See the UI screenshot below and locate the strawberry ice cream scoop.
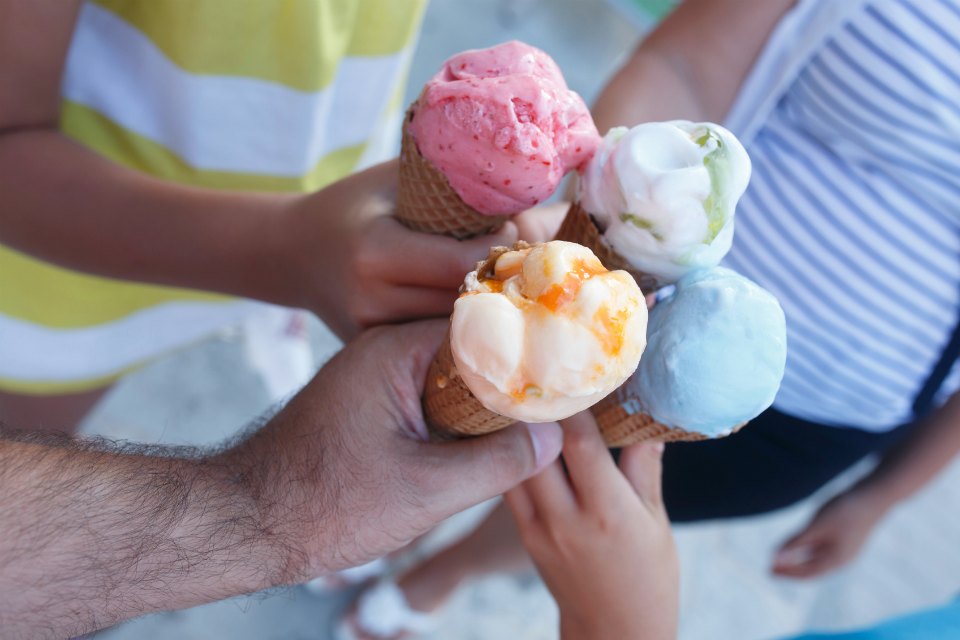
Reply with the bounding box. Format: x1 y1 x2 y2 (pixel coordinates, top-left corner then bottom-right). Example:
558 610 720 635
408 41 599 215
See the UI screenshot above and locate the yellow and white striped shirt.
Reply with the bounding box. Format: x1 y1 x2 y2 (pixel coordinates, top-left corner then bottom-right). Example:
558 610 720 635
0 0 426 393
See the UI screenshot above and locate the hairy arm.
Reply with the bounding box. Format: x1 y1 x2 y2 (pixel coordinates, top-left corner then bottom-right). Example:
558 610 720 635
591 0 796 132
0 322 562 638
0 430 284 640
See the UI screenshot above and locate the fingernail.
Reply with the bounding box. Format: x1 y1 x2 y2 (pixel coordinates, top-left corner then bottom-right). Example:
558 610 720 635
648 442 665 455
774 547 809 567
525 422 563 468
496 221 519 241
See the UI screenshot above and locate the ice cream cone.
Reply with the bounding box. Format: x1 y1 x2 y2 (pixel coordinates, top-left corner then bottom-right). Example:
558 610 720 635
424 240 648 440
423 330 516 440
396 111 509 240
591 384 747 447
423 244 519 439
554 201 660 294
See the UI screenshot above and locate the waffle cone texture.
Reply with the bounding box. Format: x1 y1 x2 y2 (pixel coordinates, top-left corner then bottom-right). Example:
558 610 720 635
422 245 525 439
423 332 516 440
554 201 661 295
591 383 747 447
396 109 509 240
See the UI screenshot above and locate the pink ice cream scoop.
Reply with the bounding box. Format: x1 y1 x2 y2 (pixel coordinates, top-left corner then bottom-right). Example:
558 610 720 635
408 41 600 215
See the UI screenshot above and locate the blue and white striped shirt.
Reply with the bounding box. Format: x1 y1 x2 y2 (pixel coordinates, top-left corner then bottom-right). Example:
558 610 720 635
725 0 960 431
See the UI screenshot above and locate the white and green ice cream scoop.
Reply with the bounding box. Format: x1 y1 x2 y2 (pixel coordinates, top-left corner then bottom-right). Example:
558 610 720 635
579 121 751 287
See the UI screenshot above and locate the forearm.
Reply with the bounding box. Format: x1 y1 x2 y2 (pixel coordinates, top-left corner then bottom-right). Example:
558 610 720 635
0 431 287 639
591 0 795 134
561 614 674 640
0 127 309 309
591 48 706 135
855 393 960 509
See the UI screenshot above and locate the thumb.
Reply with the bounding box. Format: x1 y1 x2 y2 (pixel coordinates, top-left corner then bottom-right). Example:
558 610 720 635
419 422 563 517
619 440 666 512
773 524 824 570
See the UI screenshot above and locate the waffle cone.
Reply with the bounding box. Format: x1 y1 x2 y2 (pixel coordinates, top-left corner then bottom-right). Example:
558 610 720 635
423 331 516 439
396 110 509 240
591 383 747 447
554 201 661 294
422 244 529 439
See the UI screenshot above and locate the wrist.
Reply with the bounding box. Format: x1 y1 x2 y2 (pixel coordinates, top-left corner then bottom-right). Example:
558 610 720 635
270 193 331 315
217 422 327 586
207 443 308 590
848 478 900 516
229 192 315 311
560 614 597 640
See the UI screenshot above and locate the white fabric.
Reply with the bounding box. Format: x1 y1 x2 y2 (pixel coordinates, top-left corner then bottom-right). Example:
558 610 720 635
0 300 266 382
724 0 871 143
62 3 408 175
242 307 315 403
722 0 960 430
352 579 439 637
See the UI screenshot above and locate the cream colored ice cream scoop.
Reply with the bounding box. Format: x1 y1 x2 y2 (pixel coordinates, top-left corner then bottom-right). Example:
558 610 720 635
450 241 648 424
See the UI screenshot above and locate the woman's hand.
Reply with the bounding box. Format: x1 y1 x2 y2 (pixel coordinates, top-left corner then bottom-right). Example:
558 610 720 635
505 412 678 640
773 487 890 579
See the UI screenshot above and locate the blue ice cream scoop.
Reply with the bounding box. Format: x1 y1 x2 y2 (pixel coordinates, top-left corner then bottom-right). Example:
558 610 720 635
635 267 787 437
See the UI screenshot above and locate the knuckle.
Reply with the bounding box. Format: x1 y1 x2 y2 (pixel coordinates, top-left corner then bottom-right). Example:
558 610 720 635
352 240 383 280
563 428 594 455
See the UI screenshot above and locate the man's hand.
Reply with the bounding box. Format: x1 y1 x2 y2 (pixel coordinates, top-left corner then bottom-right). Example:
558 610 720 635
280 161 519 338
772 487 889 579
0 321 562 639
229 319 562 581
505 413 678 640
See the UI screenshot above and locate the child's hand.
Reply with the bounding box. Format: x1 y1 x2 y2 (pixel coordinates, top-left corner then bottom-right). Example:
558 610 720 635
505 412 679 640
281 160 518 338
772 487 889 579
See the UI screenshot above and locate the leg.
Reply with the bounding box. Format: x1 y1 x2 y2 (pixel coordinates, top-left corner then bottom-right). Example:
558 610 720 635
0 386 111 435
344 503 531 638
398 500 531 612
